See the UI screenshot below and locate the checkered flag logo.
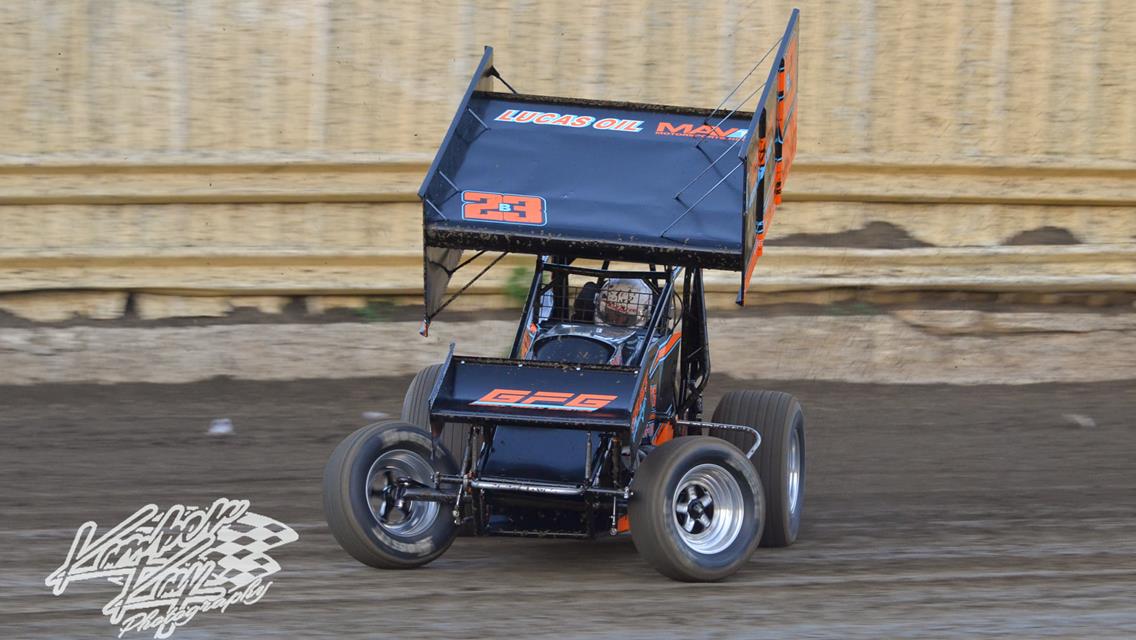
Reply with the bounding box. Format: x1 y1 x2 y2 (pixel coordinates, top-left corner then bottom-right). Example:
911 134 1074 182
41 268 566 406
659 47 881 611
47 499 299 639
206 511 299 590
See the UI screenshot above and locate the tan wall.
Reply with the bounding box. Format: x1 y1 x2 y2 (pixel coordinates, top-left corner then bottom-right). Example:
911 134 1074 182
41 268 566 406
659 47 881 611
4 0 1134 160
0 0 1134 318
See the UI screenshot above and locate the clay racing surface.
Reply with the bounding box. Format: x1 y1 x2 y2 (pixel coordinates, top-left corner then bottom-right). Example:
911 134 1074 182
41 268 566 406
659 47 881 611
2 376 1135 638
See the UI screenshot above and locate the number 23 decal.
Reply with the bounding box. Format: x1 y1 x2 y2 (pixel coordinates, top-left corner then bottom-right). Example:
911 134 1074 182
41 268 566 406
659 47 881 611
462 190 546 226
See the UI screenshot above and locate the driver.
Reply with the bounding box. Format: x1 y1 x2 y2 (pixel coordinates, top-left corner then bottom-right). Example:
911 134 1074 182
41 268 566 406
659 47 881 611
595 278 653 328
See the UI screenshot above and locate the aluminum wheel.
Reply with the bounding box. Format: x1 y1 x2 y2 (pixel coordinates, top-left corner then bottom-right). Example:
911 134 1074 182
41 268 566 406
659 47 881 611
366 449 440 537
672 463 745 555
787 427 802 516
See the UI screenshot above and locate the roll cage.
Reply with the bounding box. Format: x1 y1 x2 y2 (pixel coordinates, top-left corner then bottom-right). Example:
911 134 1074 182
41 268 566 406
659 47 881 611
414 256 739 538
509 257 710 421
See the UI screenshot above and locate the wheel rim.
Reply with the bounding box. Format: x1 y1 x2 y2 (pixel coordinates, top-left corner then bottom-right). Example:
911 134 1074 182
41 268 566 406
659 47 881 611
672 463 745 555
366 449 440 538
788 427 802 516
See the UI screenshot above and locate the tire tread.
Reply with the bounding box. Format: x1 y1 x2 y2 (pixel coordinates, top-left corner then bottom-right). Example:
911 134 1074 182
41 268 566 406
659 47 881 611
402 364 472 466
711 390 804 547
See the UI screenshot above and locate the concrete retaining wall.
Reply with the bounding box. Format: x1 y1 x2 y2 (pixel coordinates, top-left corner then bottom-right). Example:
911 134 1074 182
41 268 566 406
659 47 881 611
3 311 1134 386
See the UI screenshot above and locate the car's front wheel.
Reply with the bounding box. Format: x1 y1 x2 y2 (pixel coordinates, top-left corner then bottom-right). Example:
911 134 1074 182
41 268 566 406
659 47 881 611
323 421 457 569
629 437 765 582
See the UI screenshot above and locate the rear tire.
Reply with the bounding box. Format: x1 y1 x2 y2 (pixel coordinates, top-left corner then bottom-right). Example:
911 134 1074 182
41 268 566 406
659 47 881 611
711 390 805 547
402 364 472 466
629 437 764 582
323 421 458 569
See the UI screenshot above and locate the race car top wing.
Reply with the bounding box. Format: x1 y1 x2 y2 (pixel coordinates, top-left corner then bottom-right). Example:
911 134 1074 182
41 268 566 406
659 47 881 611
419 10 800 326
739 8 799 304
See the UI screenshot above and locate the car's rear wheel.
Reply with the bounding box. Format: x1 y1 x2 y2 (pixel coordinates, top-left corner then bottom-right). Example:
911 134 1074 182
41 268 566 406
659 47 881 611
403 364 473 465
711 390 805 547
629 437 764 582
323 421 458 569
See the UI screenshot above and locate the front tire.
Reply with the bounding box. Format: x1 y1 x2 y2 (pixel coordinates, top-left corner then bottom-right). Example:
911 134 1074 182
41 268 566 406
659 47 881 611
629 437 764 582
711 390 805 547
323 421 458 569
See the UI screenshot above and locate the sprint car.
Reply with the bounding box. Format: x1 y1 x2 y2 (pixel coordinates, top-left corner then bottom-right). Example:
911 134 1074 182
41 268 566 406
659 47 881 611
324 9 802 582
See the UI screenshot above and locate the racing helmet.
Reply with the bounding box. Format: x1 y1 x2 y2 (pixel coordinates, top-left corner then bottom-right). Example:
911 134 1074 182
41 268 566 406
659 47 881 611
595 279 652 328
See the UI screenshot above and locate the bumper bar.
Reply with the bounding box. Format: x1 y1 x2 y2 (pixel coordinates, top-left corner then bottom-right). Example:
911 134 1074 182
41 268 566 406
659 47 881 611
676 420 762 458
396 475 630 504
438 474 629 498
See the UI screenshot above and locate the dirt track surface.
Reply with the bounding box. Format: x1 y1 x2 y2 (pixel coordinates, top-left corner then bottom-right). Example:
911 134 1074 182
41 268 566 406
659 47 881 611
2 376 1135 639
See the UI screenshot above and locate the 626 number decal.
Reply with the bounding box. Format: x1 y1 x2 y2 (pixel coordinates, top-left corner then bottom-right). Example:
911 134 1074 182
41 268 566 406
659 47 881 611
461 190 546 225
